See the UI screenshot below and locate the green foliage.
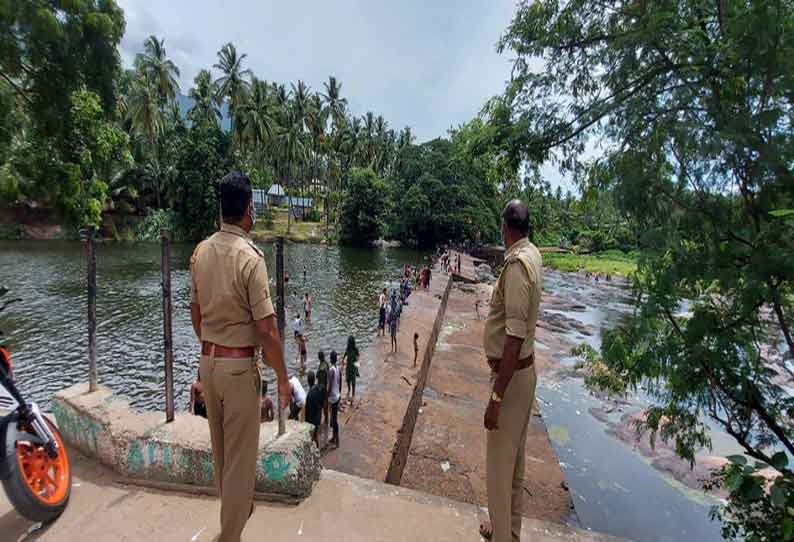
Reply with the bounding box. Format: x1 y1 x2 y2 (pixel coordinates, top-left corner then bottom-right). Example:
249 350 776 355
543 250 637 276
170 123 233 240
498 1 794 537
0 0 124 158
708 463 794 542
62 88 131 227
0 162 19 203
388 132 500 247
338 167 386 246
135 209 175 242
571 344 628 398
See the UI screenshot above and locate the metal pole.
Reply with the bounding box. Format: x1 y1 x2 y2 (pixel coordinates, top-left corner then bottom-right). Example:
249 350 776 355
87 226 98 392
275 236 286 436
161 228 175 422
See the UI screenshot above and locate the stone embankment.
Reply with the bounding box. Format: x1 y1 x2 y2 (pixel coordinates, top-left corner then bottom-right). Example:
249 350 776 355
53 383 320 498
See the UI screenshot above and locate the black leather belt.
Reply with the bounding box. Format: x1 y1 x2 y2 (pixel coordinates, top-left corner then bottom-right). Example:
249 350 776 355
487 353 534 373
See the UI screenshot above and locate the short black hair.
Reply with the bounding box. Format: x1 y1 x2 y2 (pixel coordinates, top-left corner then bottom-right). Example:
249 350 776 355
318 350 325 362
219 171 252 223
307 370 316 387
502 199 530 235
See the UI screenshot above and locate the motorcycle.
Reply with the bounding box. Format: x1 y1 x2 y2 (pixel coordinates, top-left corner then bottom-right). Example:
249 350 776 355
0 286 71 521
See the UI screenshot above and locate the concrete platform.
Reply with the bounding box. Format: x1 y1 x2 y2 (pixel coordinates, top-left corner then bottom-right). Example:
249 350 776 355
402 282 574 523
52 383 320 498
0 451 628 542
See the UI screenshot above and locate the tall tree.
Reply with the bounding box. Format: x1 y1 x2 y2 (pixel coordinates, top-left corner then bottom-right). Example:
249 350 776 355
497 1 794 539
187 69 221 128
137 36 180 107
213 43 251 136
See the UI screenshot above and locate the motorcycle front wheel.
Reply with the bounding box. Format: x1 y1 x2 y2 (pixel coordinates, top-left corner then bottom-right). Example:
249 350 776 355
3 416 71 522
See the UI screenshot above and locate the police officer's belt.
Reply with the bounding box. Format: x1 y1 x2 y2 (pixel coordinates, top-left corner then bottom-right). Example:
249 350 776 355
202 341 255 358
487 353 534 374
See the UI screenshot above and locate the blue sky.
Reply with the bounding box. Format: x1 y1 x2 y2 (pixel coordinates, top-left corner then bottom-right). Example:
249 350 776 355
117 0 572 191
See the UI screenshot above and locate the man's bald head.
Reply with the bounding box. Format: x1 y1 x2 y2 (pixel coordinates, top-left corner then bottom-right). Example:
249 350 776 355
501 199 530 236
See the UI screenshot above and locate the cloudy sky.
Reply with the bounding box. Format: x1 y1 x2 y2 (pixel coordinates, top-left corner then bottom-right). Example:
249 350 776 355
116 0 571 190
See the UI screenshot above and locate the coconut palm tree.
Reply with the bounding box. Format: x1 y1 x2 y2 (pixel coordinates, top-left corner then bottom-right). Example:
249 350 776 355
213 43 251 135
239 77 277 168
321 76 347 131
187 69 221 128
276 106 307 234
306 93 327 207
126 72 165 207
137 36 180 107
362 112 377 167
290 80 311 196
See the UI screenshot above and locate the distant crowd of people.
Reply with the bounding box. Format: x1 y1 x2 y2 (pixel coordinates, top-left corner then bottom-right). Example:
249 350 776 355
189 249 460 453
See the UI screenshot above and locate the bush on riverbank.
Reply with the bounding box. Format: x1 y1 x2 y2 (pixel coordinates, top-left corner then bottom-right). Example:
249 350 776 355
543 250 637 276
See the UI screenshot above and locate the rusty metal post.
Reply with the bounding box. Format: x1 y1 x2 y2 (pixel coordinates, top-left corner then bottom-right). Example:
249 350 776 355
275 236 286 436
161 228 175 422
87 226 98 392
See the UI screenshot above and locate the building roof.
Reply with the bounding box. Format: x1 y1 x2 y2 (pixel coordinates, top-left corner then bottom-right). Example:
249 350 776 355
267 184 286 196
289 197 314 208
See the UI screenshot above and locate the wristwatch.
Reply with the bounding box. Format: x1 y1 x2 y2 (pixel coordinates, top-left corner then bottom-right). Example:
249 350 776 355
490 391 502 403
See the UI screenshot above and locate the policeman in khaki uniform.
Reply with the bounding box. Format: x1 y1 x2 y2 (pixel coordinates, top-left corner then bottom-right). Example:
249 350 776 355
190 171 290 542
480 200 543 542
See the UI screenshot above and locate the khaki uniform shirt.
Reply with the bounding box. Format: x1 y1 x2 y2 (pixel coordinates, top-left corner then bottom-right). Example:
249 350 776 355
483 238 543 360
190 223 275 347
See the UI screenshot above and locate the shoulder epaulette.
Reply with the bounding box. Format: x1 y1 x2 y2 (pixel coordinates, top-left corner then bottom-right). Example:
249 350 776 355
246 239 264 258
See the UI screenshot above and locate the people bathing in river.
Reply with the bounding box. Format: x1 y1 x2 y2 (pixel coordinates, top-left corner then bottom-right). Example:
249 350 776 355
190 369 207 418
304 370 323 447
292 313 302 338
288 374 306 420
260 380 274 422
389 293 401 353
296 333 308 372
342 335 360 405
378 287 387 336
316 350 330 426
328 350 342 447
303 293 312 320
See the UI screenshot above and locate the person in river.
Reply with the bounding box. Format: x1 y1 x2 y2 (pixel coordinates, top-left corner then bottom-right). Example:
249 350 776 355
303 293 312 320
260 380 274 422
296 333 308 373
316 350 330 426
328 350 342 446
342 335 360 405
480 200 543 542
389 292 401 352
304 370 323 447
292 313 302 338
289 374 306 420
378 287 387 336
190 369 207 418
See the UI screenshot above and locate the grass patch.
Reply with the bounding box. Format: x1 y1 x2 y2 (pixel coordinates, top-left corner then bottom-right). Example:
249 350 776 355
251 208 325 243
542 249 637 276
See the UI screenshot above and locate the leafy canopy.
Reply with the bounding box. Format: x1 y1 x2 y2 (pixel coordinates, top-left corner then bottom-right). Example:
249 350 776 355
498 1 794 539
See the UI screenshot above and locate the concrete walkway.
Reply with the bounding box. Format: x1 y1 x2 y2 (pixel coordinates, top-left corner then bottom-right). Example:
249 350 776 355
402 280 573 523
0 452 627 542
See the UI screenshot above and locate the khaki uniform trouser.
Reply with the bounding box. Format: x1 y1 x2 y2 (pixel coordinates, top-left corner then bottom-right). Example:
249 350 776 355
487 365 537 542
199 353 261 542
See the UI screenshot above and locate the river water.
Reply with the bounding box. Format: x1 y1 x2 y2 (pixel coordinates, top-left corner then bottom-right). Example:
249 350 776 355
0 240 428 412
538 270 725 542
